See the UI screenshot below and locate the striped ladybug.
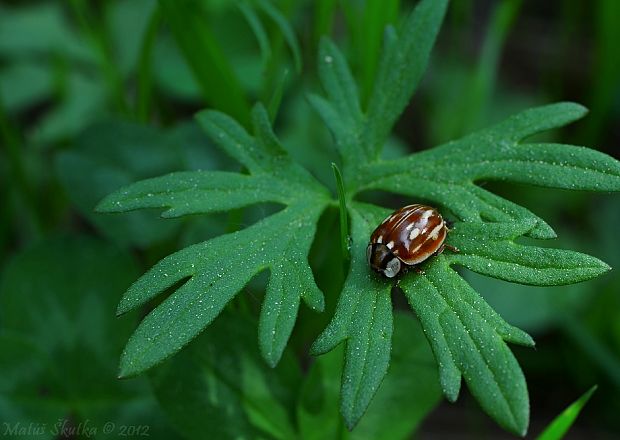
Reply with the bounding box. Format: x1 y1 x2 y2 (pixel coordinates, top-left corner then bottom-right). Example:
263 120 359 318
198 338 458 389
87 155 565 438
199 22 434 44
367 204 455 278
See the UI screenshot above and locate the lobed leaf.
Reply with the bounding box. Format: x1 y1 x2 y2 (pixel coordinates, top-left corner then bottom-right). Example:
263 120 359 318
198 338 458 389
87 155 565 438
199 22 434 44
316 99 617 435
99 0 620 435
311 204 393 429
364 0 448 155
484 102 588 143
452 143 620 191
96 171 292 217
309 38 365 166
447 220 611 285
351 103 620 238
299 312 442 440
118 204 325 377
100 102 330 376
354 175 555 239
401 260 532 436
196 106 269 173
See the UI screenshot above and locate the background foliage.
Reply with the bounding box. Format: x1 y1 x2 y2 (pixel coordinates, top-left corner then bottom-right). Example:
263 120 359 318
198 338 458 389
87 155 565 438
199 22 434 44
1 0 619 438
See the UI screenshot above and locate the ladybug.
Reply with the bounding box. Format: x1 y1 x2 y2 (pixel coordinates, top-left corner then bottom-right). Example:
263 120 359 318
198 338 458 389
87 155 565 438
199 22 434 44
367 204 456 278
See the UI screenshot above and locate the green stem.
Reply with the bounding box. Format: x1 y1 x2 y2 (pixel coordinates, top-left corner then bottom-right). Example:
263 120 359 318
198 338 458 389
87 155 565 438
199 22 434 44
69 0 129 114
457 0 522 134
331 163 350 262
136 7 162 122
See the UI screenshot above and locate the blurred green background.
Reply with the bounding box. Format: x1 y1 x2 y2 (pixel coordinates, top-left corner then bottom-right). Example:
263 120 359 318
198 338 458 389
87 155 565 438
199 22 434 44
1 0 619 438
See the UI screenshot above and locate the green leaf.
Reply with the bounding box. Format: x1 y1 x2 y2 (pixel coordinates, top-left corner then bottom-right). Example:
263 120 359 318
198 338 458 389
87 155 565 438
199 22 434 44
306 1 619 434
311 204 393 429
238 2 271 70
299 312 441 440
98 103 329 376
350 312 442 439
151 312 300 440
308 37 364 164
116 203 324 376
447 220 611 285
0 236 175 438
99 0 620 434
351 103 620 239
401 260 532 436
364 0 448 155
256 0 302 73
96 171 294 217
536 385 597 440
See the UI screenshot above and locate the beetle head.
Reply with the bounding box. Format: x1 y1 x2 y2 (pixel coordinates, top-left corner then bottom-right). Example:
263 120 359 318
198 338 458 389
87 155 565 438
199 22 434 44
367 243 401 278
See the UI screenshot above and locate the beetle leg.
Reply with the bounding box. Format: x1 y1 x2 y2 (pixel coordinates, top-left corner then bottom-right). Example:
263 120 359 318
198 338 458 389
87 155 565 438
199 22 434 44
434 243 446 256
445 219 455 230
445 244 460 253
413 266 425 275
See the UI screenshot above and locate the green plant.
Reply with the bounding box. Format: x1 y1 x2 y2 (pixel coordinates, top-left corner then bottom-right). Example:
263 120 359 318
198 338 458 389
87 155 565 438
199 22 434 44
97 0 620 436
536 385 597 440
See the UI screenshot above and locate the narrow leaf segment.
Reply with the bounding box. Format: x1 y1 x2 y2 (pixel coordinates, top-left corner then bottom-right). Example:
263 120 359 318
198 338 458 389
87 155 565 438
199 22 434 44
536 385 597 440
311 204 393 429
98 104 330 375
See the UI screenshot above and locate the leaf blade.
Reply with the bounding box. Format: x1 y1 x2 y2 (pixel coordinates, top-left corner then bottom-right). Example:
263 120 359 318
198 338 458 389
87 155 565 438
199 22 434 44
314 37 365 164
312 204 393 429
536 385 597 440
402 261 531 436
118 205 325 376
448 220 611 285
365 0 448 154
95 171 291 217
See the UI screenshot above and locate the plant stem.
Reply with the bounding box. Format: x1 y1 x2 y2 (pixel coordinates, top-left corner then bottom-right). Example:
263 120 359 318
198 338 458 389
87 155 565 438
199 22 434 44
136 7 161 122
69 0 129 115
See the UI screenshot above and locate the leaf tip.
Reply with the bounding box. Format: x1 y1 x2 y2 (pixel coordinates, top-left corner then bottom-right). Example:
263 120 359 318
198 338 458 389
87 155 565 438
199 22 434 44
267 357 279 369
117 362 133 379
561 101 589 117
344 416 358 432
309 339 331 357
116 300 131 317
94 195 116 213
259 343 282 369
